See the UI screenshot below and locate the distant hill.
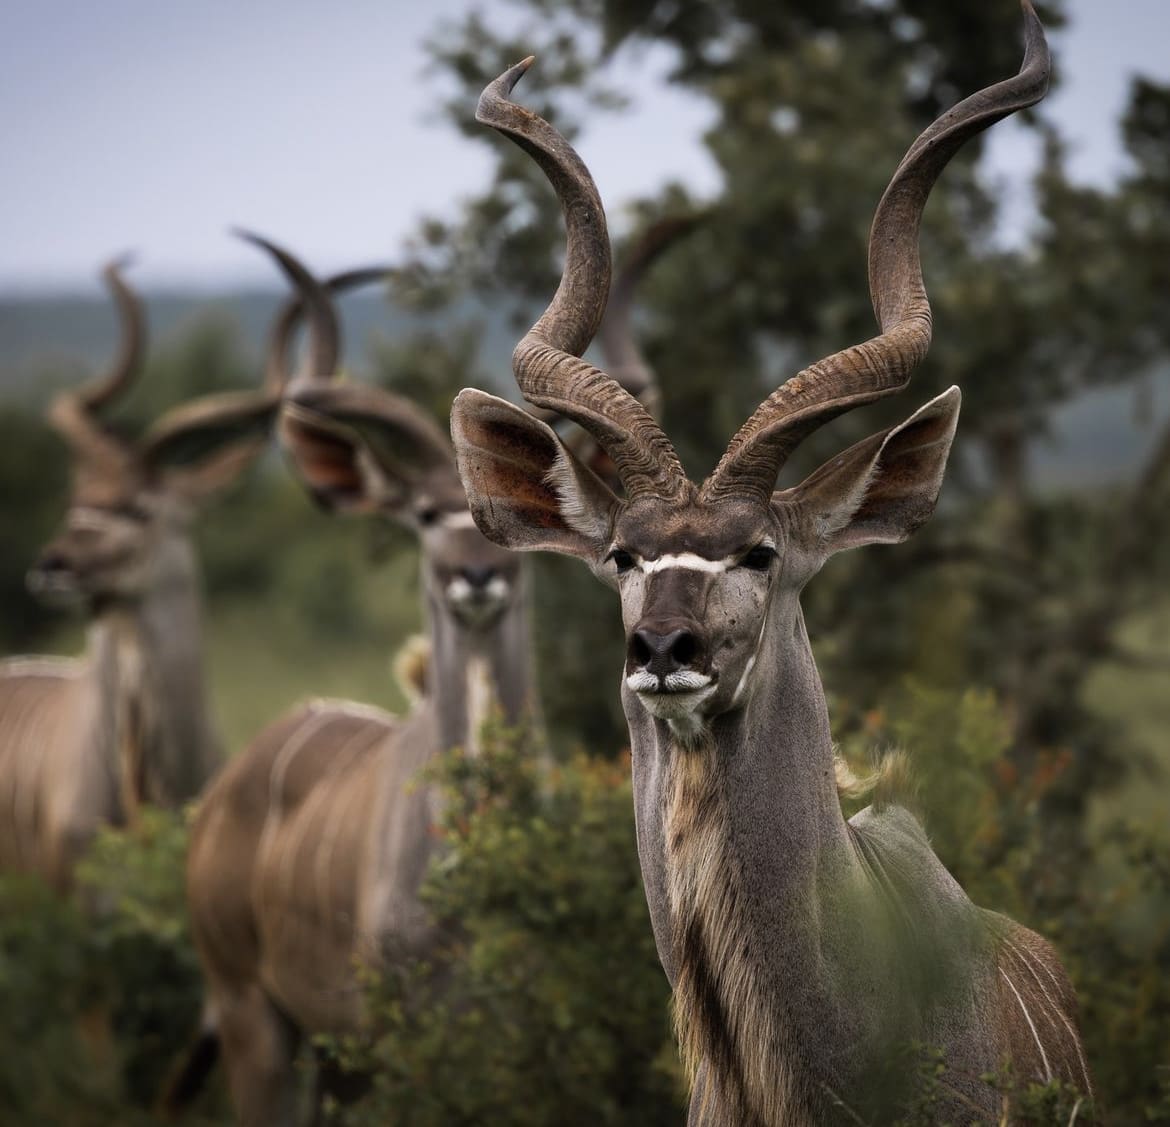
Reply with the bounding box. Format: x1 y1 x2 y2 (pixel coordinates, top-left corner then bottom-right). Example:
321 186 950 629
0 288 522 399
1 287 1166 492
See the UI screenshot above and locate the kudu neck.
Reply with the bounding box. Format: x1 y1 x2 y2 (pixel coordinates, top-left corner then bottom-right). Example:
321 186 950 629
88 535 221 809
424 566 535 756
694 598 851 879
630 597 864 1117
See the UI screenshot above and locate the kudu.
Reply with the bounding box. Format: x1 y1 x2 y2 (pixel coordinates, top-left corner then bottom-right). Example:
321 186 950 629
178 229 690 1124
451 5 1094 1122
0 260 279 892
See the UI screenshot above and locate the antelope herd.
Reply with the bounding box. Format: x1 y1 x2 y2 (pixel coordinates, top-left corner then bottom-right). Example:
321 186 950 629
0 2 1100 1124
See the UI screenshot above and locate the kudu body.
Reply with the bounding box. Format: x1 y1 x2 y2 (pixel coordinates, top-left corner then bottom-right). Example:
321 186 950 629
451 6 1095 1122
0 263 277 891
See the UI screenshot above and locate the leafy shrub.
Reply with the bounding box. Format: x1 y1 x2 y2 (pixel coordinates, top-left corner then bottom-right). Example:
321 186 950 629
0 404 69 648
890 1046 1096 1127
328 717 684 1126
0 808 226 1125
840 681 1170 1122
76 806 208 1110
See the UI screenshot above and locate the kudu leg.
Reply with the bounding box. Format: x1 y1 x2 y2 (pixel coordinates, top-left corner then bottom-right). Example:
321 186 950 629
217 985 302 1127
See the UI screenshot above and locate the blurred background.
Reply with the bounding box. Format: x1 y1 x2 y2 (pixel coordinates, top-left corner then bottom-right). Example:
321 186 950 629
1 0 1168 1122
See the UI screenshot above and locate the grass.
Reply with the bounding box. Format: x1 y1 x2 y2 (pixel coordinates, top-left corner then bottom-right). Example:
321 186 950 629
205 591 416 755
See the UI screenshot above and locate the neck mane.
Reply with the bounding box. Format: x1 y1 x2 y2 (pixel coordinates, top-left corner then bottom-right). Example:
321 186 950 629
630 597 998 1122
629 599 901 1122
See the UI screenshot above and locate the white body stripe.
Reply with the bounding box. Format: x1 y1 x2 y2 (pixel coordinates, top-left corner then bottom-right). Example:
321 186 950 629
1002 935 1092 1092
0 657 81 680
1000 967 1053 1081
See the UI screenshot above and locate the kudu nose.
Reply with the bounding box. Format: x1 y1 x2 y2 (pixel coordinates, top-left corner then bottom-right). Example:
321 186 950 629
629 628 700 678
32 551 71 578
461 565 496 590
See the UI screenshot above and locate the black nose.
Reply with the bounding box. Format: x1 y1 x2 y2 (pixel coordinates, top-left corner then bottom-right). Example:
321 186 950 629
629 628 699 678
461 565 496 590
34 551 69 575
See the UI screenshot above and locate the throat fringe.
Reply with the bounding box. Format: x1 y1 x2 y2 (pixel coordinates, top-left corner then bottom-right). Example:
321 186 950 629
664 739 804 1125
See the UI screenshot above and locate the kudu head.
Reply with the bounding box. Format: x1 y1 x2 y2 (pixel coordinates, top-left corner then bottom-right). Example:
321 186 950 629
239 234 523 634
29 258 279 609
451 4 1049 739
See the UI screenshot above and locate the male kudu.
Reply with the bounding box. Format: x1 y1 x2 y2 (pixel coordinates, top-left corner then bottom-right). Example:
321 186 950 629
451 5 1095 1122
0 261 279 892
180 229 684 1124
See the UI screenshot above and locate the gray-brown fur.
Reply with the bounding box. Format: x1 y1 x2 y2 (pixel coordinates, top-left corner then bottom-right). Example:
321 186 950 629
182 244 536 1125
0 261 277 891
452 4 1094 1120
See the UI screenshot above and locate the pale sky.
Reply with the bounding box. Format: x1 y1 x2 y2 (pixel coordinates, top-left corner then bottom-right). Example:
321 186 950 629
1 0 1167 295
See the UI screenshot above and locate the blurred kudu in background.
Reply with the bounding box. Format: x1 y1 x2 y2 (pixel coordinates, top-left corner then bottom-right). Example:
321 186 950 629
178 223 692 1124
0 260 278 891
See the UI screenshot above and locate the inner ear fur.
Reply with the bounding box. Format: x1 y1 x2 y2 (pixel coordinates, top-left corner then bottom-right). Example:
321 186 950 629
450 389 619 562
280 381 457 518
776 386 961 554
278 405 386 514
139 391 278 500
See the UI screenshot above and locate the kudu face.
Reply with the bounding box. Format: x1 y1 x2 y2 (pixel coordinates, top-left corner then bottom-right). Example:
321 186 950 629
280 399 524 637
32 259 279 612
29 479 186 608
456 383 958 741
235 232 522 642
609 496 777 725
420 505 521 630
452 4 1047 742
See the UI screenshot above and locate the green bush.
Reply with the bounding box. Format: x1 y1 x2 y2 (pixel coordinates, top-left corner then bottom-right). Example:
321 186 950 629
76 807 208 1111
0 691 1162 1123
329 717 684 1126
0 808 227 1126
839 681 1170 1122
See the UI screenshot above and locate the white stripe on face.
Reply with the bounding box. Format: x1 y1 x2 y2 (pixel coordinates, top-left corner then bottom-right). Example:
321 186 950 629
70 507 128 532
639 553 732 575
630 537 776 575
439 510 479 530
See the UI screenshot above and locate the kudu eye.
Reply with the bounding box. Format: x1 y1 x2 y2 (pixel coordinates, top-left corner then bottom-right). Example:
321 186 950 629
740 545 777 571
607 548 636 574
416 506 440 527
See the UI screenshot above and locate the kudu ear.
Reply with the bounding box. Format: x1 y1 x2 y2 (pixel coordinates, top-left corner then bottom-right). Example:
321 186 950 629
776 387 960 555
139 391 278 501
450 389 620 565
280 379 457 520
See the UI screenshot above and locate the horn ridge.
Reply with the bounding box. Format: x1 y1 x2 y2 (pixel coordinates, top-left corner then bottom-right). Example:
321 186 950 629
77 255 145 411
47 256 146 465
702 0 1050 504
478 59 689 500
233 229 340 387
266 265 392 393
